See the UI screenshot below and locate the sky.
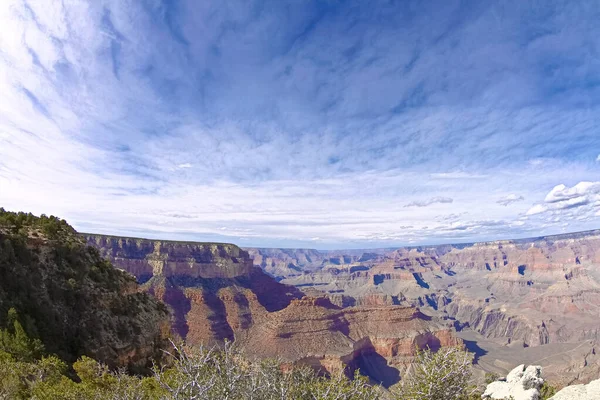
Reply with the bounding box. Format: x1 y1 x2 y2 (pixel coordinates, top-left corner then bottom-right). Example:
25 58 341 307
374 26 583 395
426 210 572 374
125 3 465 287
0 0 599 249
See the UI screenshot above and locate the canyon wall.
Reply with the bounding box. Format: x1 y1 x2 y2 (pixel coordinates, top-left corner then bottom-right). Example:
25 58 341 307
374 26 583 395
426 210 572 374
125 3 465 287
85 235 302 344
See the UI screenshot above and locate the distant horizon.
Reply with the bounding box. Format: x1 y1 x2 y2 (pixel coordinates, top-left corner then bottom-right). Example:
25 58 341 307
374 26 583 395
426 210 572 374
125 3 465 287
80 222 600 251
1 1 599 248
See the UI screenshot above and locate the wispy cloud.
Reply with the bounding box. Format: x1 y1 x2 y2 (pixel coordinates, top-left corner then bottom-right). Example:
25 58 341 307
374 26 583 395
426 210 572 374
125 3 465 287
405 197 454 208
430 172 488 180
0 0 599 248
497 194 525 206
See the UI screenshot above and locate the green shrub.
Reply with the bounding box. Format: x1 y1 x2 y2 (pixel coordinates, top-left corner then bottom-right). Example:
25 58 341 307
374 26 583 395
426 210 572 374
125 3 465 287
539 381 557 399
0 308 44 362
484 372 500 384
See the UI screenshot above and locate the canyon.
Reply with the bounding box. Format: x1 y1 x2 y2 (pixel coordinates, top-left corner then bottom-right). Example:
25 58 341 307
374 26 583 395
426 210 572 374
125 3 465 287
85 234 460 386
247 230 600 386
85 229 600 387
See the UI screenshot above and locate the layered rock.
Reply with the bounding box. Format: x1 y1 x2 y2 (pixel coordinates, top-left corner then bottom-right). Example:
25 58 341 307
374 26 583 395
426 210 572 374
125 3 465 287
239 296 461 386
245 248 327 279
84 234 302 345
88 235 255 280
83 228 600 386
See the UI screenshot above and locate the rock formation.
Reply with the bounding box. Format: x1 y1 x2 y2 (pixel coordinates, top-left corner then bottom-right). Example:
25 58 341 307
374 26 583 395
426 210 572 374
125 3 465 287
85 235 303 345
482 364 544 400
549 378 600 399
239 296 461 386
83 228 600 387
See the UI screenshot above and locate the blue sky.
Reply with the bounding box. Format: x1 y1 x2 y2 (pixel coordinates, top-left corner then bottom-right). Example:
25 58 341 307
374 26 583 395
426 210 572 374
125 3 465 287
0 0 599 249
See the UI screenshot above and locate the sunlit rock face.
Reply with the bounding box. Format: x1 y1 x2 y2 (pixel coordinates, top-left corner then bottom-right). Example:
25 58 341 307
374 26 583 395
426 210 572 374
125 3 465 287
549 378 600 400
87 235 255 279
84 234 303 344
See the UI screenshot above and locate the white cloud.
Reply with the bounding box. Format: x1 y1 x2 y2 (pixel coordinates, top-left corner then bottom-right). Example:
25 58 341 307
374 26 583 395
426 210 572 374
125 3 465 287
596 154 600 162
526 204 547 216
177 163 193 169
525 204 548 215
544 182 600 203
526 182 600 221
528 158 556 167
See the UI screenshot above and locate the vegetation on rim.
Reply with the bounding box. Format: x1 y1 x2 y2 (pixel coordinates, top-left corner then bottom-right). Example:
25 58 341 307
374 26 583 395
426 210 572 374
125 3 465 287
0 208 169 370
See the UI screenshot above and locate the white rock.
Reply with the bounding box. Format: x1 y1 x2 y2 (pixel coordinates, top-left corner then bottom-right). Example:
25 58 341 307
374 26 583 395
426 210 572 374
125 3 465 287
483 364 544 400
549 378 600 400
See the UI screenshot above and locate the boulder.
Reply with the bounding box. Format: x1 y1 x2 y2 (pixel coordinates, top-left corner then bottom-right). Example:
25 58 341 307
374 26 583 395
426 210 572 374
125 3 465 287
549 378 600 399
483 364 544 400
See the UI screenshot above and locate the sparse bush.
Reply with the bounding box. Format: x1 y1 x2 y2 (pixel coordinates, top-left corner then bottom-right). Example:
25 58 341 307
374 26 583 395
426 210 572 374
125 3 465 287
395 346 475 400
484 372 500 384
0 335 380 399
153 339 379 399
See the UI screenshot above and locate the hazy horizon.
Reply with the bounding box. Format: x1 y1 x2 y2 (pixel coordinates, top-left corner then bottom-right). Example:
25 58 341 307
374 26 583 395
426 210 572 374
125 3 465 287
1 1 600 249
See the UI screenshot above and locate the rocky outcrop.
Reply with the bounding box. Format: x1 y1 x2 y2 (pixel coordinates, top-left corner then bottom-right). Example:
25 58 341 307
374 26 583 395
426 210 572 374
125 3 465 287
84 234 303 345
483 364 545 400
549 378 600 399
245 248 327 279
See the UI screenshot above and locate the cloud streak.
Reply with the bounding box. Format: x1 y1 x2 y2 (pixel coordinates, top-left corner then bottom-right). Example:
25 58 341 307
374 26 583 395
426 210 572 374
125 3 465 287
405 197 454 208
497 194 525 206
